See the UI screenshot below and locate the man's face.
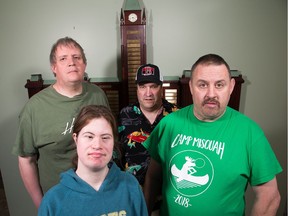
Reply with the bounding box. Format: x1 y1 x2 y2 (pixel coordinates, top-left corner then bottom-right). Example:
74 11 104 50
51 45 86 84
137 82 162 112
189 64 235 122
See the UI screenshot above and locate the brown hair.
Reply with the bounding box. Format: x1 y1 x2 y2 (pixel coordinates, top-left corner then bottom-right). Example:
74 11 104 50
191 54 231 79
71 105 120 168
49 36 87 65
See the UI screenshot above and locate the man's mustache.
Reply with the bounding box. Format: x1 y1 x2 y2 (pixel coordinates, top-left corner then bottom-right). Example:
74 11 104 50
202 98 220 107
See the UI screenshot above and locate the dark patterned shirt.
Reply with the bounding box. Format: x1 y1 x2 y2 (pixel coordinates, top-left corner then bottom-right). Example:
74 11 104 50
118 99 179 185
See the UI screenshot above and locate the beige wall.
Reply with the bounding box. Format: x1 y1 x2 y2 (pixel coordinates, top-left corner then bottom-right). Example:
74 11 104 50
0 0 286 215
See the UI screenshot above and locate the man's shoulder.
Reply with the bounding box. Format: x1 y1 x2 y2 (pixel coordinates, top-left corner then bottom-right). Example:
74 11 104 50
120 103 139 114
23 86 54 109
226 107 251 121
30 85 53 97
226 107 261 128
162 99 180 113
163 105 190 119
84 82 104 92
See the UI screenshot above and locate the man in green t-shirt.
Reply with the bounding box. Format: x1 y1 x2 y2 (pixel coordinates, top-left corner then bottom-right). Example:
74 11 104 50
143 54 282 215
12 37 109 208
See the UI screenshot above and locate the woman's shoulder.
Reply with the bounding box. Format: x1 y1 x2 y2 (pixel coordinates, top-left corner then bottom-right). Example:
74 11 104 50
111 163 139 186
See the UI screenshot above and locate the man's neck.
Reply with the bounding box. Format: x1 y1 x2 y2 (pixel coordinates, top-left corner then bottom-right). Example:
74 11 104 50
141 104 163 124
193 108 226 122
53 81 83 98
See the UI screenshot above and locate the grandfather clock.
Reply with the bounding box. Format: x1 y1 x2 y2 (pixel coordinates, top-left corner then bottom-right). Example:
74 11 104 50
120 0 146 106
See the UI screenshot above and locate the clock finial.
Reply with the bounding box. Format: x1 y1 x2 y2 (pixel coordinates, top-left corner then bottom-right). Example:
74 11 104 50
123 0 141 11
142 8 146 24
120 9 125 25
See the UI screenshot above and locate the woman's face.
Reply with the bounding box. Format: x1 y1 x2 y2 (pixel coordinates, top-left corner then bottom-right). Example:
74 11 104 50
73 117 114 171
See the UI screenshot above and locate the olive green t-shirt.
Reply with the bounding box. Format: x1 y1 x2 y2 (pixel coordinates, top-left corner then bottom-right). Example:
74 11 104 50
13 82 109 193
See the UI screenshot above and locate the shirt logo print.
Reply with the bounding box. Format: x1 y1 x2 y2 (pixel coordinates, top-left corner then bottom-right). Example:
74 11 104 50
171 156 209 185
61 118 75 135
141 66 155 76
169 150 214 197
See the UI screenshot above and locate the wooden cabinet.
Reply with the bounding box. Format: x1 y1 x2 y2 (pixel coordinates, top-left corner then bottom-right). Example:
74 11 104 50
25 75 181 117
25 70 244 118
163 76 181 105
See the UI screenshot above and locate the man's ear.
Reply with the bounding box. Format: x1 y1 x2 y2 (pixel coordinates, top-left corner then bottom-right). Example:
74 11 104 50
229 78 236 95
50 64 57 77
51 64 56 73
189 79 193 96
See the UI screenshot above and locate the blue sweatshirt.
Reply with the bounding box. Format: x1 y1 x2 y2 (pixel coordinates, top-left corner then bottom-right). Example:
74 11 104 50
38 162 148 216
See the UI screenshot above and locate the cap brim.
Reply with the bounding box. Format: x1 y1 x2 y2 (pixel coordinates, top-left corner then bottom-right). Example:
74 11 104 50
136 80 163 85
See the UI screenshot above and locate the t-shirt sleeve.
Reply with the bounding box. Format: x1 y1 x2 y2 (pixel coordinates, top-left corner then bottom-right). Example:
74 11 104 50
142 120 164 164
12 105 38 156
249 126 282 186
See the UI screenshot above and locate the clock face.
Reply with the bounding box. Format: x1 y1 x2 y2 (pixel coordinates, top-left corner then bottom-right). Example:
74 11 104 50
128 13 138 23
